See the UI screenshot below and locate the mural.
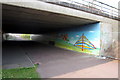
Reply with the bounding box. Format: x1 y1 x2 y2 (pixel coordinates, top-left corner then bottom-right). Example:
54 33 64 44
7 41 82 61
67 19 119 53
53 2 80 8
74 33 96 51
54 23 100 55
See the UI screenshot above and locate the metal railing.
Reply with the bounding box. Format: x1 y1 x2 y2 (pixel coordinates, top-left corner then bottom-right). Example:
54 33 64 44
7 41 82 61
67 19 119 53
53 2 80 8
39 0 120 21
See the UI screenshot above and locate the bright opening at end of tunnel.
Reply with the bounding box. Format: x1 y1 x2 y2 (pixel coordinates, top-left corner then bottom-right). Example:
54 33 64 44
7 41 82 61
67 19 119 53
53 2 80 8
2 33 42 41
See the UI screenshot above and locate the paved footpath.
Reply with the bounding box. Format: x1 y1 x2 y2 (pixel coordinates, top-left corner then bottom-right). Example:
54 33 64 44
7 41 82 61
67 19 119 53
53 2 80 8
23 42 113 78
3 41 117 78
3 41 34 69
53 60 118 78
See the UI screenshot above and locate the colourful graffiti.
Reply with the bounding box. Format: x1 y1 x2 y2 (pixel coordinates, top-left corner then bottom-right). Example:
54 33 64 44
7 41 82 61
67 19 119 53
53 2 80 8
48 23 100 55
74 33 96 51
60 34 69 41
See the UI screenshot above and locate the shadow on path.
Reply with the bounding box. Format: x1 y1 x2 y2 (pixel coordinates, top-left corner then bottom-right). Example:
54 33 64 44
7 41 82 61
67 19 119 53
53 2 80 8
2 41 34 69
21 41 112 78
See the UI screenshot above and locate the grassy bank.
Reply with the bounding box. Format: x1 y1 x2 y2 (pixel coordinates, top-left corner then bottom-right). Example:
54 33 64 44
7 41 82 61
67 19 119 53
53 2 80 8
2 64 40 78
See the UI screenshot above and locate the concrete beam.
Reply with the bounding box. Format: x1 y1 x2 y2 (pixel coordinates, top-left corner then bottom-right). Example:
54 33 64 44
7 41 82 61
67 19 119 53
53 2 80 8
1 0 119 24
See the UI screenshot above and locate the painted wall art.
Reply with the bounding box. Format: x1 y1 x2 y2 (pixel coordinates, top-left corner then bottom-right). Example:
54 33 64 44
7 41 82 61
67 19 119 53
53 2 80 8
54 23 100 55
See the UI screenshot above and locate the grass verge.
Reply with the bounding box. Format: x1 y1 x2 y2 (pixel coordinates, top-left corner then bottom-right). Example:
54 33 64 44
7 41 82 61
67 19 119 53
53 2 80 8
2 64 40 78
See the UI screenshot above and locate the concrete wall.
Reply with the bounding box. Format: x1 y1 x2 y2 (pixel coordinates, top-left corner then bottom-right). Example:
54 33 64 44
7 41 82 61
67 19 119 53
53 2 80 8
32 21 119 58
2 1 118 22
100 22 118 58
31 34 52 44
31 23 100 55
52 23 100 55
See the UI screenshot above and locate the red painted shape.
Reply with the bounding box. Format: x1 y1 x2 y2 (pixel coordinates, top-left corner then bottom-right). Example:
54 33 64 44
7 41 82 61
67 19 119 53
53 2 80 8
82 34 84 51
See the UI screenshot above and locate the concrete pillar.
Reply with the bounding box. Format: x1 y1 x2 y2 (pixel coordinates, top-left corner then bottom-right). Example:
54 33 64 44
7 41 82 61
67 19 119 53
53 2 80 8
100 21 118 58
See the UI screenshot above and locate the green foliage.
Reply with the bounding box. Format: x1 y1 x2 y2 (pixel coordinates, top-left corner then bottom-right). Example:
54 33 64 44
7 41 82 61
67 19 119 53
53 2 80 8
2 65 40 78
20 34 31 40
0 69 2 79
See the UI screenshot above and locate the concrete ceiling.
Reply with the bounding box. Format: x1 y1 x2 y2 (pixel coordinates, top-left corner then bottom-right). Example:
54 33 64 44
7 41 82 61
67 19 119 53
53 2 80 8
3 4 97 34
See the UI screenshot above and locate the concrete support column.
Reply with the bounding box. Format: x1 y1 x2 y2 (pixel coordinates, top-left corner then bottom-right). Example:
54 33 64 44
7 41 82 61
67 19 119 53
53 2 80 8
100 22 118 58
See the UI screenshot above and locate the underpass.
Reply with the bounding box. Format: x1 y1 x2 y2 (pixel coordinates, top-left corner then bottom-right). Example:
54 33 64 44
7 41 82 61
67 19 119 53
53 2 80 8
1 0 119 78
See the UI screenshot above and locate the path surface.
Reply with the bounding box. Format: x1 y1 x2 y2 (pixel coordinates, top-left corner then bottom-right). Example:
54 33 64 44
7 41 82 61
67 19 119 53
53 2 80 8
22 42 113 78
53 60 118 78
3 41 117 78
2 41 34 69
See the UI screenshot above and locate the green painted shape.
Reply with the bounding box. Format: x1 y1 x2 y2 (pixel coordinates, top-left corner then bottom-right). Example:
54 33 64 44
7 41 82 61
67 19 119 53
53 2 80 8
55 39 99 55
